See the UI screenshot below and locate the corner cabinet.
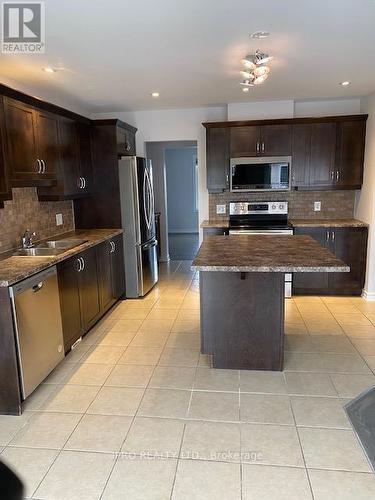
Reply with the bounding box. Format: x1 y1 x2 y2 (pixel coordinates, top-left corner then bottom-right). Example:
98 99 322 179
293 226 368 296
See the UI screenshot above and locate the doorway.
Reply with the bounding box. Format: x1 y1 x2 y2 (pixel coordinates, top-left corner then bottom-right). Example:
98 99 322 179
165 146 199 259
146 140 199 261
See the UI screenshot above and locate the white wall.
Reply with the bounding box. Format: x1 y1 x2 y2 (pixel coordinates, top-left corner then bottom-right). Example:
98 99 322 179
228 100 294 120
92 106 227 239
355 93 375 297
294 98 361 117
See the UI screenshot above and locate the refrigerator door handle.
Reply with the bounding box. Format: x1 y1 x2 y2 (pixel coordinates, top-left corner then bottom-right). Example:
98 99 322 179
143 170 150 230
143 240 158 250
144 166 153 230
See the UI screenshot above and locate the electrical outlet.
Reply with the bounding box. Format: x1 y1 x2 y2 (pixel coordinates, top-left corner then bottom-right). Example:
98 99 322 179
314 201 321 212
216 204 226 215
56 213 63 226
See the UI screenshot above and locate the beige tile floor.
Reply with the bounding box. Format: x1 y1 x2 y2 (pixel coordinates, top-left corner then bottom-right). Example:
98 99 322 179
1 261 375 499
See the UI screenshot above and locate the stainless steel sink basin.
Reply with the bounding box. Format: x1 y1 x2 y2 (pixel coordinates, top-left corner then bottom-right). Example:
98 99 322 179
12 239 88 257
40 239 87 249
13 248 63 257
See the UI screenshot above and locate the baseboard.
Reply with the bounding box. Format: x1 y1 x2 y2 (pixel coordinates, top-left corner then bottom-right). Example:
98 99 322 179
362 289 375 301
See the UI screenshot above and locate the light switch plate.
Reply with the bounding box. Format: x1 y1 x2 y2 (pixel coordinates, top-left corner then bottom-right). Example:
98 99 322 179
216 204 226 215
56 213 63 226
314 201 321 212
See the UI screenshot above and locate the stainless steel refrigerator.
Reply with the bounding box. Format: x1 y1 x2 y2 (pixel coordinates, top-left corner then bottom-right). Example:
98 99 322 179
119 156 158 298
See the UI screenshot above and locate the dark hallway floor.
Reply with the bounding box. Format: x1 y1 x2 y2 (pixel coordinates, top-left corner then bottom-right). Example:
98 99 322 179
168 232 200 260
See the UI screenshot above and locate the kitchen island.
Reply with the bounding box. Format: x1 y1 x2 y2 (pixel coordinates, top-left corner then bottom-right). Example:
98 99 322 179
192 235 349 370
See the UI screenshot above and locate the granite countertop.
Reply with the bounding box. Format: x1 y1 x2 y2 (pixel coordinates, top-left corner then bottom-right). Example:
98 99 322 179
201 220 230 228
290 218 368 228
0 229 123 287
192 235 350 273
201 218 367 229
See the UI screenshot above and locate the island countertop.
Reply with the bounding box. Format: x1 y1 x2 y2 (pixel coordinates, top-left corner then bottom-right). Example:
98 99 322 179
192 235 350 272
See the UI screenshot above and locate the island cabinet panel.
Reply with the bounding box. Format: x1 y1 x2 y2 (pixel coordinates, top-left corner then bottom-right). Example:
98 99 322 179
206 127 230 192
293 226 368 295
200 271 284 370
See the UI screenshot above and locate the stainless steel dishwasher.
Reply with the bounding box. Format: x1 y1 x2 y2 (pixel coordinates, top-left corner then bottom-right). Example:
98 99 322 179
9 266 65 399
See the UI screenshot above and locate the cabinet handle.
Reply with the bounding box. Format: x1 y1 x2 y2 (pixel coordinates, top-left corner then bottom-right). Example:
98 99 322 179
226 173 229 186
326 230 330 243
81 257 85 271
256 141 260 153
77 258 82 272
77 177 82 189
126 143 131 151
336 171 339 181
36 159 42 174
41 159 46 174
261 142 265 153
82 177 86 189
110 241 115 253
331 171 334 181
332 230 335 243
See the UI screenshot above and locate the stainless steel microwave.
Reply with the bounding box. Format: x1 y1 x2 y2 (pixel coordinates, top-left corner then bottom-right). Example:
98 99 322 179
230 156 292 192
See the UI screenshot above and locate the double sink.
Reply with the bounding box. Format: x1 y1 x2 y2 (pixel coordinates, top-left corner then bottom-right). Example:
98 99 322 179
13 239 88 257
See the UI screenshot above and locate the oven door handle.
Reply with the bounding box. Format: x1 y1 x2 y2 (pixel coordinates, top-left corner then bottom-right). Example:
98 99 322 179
229 230 293 235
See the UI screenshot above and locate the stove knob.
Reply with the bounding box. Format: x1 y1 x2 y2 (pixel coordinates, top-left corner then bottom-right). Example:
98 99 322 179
279 204 284 210
272 204 276 210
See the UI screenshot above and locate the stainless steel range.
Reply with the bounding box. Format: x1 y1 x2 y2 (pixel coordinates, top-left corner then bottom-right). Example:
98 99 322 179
229 201 293 297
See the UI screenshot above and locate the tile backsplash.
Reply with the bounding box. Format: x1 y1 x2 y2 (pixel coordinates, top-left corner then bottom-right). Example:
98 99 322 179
209 190 356 220
0 188 74 252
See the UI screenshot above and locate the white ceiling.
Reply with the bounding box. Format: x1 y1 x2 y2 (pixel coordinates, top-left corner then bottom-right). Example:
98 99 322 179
1 0 375 114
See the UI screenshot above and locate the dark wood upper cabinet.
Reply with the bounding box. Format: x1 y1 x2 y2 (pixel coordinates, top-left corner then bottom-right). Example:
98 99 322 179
207 127 230 192
291 124 311 188
260 124 291 156
117 124 136 156
335 120 366 188
0 96 11 202
4 98 39 185
77 122 94 194
34 110 60 179
230 126 258 157
309 122 337 188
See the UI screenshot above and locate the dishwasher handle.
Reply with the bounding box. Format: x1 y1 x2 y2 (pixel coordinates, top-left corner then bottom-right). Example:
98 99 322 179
32 282 44 293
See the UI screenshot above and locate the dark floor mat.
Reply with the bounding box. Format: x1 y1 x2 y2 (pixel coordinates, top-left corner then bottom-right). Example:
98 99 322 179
345 385 375 472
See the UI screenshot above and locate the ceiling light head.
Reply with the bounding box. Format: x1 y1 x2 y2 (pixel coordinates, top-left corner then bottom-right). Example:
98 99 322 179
250 31 270 39
253 65 270 77
253 73 269 85
254 50 274 65
151 92 160 98
240 69 255 80
242 87 250 93
240 79 254 87
42 67 57 73
340 81 351 86
241 55 256 70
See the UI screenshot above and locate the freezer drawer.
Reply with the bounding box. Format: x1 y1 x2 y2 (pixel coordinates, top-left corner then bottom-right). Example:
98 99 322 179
9 266 65 399
138 239 158 296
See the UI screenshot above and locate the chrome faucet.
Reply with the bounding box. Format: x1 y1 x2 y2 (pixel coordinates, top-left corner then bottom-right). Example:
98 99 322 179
21 230 36 249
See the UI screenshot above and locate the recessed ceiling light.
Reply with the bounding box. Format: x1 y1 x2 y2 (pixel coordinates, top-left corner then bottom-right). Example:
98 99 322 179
42 67 57 73
250 31 270 39
151 92 159 98
340 81 351 86
242 87 250 93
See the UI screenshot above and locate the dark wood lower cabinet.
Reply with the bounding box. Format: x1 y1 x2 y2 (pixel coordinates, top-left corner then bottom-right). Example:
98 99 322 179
293 226 368 296
58 238 125 352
